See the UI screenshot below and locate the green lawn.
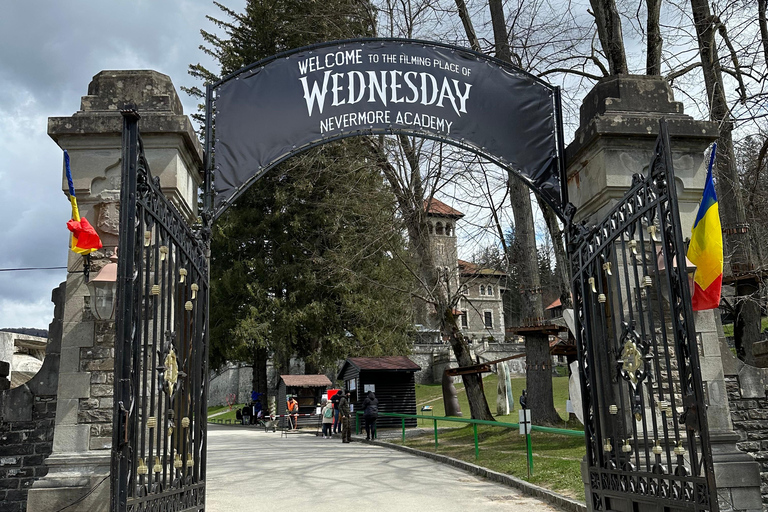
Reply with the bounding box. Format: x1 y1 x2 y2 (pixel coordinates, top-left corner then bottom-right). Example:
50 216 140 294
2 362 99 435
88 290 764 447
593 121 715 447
397 424 585 501
207 404 248 423
722 316 768 337
405 373 586 501
416 373 576 428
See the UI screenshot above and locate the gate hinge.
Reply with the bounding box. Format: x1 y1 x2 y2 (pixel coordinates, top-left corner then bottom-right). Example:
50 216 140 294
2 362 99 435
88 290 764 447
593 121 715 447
118 401 129 447
679 395 700 432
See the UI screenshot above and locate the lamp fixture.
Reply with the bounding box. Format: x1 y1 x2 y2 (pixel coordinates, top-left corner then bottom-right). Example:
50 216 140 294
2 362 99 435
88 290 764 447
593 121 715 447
86 248 118 321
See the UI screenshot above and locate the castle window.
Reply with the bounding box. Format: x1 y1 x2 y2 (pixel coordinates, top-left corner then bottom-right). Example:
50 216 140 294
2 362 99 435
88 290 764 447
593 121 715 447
461 311 468 328
428 223 434 234
436 222 444 235
460 284 468 295
487 285 493 296
445 223 452 236
484 311 493 328
480 285 485 295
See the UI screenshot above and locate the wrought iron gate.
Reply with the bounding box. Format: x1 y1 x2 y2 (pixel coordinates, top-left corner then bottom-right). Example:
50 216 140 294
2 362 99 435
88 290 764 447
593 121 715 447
569 121 718 511
111 110 210 512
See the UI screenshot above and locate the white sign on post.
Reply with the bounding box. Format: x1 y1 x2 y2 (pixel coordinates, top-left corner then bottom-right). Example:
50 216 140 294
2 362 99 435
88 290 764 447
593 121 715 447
518 409 532 435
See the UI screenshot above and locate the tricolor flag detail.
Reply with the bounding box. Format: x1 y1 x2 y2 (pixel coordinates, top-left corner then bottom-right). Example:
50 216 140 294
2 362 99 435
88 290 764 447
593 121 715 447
64 150 102 255
686 144 723 311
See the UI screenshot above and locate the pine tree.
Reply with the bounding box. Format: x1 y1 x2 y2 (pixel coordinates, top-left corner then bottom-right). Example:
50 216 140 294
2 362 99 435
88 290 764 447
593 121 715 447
192 0 412 393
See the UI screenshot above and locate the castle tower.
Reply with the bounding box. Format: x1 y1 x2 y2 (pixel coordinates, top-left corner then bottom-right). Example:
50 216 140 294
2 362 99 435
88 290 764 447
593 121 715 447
424 198 463 296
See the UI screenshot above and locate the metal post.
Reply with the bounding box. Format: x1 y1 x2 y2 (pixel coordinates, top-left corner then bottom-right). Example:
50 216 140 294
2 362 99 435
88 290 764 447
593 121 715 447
473 423 479 460
402 418 405 443
111 109 141 512
525 431 533 477
434 418 438 450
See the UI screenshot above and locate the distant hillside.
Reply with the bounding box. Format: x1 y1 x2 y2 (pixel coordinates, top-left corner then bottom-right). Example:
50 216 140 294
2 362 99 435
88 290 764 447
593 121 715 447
0 327 48 338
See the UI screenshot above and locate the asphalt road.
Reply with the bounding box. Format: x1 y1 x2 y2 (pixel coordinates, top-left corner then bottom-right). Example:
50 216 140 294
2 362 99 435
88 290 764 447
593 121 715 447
205 424 564 512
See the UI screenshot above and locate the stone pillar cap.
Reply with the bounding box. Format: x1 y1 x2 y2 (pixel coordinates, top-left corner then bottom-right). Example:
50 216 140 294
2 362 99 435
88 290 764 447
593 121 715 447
81 70 183 114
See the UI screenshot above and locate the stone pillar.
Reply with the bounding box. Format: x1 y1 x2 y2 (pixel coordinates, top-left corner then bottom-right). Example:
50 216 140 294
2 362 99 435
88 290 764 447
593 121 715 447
26 70 202 512
566 75 761 511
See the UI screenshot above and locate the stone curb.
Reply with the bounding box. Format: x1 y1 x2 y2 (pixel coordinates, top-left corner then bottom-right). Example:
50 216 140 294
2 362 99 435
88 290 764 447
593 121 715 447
367 439 587 512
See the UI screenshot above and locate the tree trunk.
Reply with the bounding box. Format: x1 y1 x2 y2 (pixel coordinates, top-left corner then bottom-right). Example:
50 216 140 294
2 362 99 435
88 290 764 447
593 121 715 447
510 180 560 423
589 0 629 74
690 0 761 363
526 333 562 425
646 0 662 75
251 346 269 396
446 311 495 420
486 0 561 424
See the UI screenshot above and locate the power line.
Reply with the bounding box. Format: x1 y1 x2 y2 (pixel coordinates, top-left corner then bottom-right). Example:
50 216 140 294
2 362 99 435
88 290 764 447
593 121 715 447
0 266 67 272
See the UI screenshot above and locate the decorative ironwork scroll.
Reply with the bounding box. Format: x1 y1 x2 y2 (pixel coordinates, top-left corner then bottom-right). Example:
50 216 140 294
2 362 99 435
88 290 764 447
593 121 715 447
112 111 209 512
569 121 718 511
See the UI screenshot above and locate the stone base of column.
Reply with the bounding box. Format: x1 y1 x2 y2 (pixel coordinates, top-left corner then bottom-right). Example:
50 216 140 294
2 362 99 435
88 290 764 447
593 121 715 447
26 453 109 512
710 430 763 512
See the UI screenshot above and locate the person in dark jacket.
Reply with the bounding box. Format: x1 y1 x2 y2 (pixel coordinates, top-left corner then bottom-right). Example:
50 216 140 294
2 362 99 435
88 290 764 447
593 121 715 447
362 391 379 440
339 391 352 443
331 392 342 434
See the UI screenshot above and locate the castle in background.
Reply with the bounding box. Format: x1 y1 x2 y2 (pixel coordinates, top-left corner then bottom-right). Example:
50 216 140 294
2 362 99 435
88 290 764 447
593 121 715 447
424 198 507 343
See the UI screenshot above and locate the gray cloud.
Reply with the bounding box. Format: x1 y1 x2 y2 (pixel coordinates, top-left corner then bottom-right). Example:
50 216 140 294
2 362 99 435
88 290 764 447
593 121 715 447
0 0 243 328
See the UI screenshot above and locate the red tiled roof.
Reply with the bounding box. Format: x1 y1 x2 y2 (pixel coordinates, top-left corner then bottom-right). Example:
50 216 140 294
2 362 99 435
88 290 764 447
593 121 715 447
347 356 421 371
424 198 464 218
546 298 562 310
280 374 332 388
458 259 506 277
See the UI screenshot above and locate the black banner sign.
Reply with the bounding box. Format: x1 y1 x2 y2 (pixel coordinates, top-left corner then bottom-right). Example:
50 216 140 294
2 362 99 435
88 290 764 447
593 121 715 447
211 39 564 215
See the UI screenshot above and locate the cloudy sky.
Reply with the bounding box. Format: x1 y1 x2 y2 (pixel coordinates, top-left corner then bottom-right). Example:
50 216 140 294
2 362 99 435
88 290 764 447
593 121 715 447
0 1 244 329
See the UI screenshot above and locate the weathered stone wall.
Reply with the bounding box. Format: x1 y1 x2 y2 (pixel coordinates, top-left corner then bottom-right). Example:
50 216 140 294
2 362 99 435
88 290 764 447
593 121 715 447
77 322 114 451
208 363 253 406
0 283 63 512
722 338 768 508
725 376 768 505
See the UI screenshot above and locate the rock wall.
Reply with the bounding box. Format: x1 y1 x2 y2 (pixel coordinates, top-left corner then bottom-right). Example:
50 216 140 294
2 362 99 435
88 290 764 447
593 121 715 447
208 363 253 406
0 283 63 512
77 322 114 451
722 342 768 507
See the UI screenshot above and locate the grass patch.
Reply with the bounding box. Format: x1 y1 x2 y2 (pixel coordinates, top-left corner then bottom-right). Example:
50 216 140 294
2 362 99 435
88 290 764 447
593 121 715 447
408 373 585 500
207 404 247 423
416 374 577 429
392 424 585 501
722 316 768 337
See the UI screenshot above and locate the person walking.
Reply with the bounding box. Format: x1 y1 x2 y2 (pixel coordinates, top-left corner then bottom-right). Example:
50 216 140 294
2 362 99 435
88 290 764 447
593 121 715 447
321 399 333 438
362 390 379 440
331 391 341 434
339 391 352 443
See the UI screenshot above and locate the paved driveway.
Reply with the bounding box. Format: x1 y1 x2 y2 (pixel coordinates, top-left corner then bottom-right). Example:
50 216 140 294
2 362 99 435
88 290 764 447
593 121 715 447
205 424 564 512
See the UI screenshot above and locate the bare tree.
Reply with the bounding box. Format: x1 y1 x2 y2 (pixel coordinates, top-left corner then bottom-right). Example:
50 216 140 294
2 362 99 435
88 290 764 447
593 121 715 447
689 0 762 364
590 0 629 74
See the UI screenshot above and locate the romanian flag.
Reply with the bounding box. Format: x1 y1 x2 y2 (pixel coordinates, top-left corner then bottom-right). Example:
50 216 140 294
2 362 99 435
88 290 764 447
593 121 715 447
687 144 722 311
64 150 102 255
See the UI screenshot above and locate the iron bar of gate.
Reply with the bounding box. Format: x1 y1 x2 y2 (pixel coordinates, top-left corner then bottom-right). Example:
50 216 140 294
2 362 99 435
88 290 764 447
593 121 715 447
112 109 141 512
112 109 209 512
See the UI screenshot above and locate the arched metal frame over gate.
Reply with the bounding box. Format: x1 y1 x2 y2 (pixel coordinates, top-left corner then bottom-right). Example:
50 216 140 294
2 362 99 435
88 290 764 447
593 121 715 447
111 38 718 512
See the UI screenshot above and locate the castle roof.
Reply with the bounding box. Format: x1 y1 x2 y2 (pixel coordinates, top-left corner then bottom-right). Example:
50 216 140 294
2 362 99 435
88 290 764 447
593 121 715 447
458 259 506 277
424 198 464 218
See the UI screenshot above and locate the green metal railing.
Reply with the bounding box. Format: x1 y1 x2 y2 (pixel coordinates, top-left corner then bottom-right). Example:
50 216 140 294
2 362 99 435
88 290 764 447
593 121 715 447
355 411 583 474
